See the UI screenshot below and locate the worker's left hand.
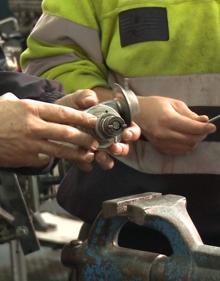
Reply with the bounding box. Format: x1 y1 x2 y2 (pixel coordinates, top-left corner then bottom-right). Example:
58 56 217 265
56 90 141 171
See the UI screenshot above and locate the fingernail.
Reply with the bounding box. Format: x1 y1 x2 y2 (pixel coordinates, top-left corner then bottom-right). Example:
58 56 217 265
88 116 97 125
210 126 217 133
91 141 99 151
113 144 123 155
82 95 97 107
86 152 95 163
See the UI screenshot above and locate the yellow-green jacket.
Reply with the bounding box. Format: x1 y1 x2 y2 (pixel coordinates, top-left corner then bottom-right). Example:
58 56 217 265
21 0 220 174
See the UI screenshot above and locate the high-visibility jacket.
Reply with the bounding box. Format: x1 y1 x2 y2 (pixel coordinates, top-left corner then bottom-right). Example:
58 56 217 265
21 0 220 175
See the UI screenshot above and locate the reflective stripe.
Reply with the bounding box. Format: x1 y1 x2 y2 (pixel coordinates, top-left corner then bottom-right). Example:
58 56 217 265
23 53 80 75
30 13 103 63
116 141 220 174
114 73 220 106
112 73 220 174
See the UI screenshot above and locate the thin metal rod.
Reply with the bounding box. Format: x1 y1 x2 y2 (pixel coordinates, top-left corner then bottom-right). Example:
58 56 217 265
208 115 220 123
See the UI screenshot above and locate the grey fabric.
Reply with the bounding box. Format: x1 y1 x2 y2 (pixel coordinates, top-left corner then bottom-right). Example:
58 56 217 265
23 53 80 77
31 13 103 63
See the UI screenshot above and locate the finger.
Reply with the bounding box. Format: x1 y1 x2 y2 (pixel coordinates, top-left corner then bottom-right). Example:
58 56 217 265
171 102 216 134
70 89 98 109
34 121 99 150
37 153 50 162
195 115 209 122
122 122 141 142
36 139 96 163
17 154 50 167
108 142 130 156
173 101 199 119
169 114 216 135
30 100 97 127
95 151 115 170
0 92 19 100
56 89 98 109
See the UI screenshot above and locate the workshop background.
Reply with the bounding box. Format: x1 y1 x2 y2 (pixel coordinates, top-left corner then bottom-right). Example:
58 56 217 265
0 1 81 280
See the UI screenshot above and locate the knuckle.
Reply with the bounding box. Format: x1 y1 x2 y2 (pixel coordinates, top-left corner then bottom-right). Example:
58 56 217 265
25 120 36 135
81 88 94 97
25 119 42 136
20 100 36 113
20 99 31 109
151 129 164 141
174 99 185 107
62 126 76 140
57 106 70 119
74 89 93 101
54 145 66 158
80 111 90 121
159 114 171 126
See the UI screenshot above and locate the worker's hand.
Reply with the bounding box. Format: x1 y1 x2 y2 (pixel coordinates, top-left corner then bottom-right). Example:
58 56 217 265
136 96 216 155
56 90 141 171
94 122 141 170
0 93 99 168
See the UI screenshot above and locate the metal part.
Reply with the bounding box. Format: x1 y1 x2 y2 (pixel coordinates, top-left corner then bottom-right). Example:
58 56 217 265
61 192 220 281
9 0 42 36
85 83 139 148
87 104 126 148
208 114 220 123
10 240 27 281
0 171 40 254
114 82 140 125
0 17 23 71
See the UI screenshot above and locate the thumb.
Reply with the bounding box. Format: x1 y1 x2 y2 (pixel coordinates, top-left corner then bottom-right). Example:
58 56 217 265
56 89 98 110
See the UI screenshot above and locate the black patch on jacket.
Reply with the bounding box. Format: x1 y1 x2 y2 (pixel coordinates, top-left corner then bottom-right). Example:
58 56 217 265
119 7 169 47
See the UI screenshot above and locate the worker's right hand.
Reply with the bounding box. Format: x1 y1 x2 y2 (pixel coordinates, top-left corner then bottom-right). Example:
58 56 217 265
0 93 99 168
135 96 216 155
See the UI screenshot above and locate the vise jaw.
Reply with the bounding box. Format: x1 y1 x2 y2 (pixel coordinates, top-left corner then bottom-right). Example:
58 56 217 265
61 192 220 281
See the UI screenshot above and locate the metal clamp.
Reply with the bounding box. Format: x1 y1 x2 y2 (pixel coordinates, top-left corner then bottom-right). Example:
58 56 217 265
61 192 220 281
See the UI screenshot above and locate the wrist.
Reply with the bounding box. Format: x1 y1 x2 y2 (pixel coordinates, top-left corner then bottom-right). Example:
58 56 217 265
133 96 145 126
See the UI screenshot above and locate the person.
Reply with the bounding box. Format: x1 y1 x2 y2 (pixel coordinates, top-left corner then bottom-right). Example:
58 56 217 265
20 0 220 250
0 71 139 171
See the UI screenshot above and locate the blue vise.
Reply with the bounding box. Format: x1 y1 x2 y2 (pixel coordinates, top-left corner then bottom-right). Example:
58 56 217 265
61 192 220 281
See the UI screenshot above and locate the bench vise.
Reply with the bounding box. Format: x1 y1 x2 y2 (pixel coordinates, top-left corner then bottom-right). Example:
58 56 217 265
61 192 220 280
